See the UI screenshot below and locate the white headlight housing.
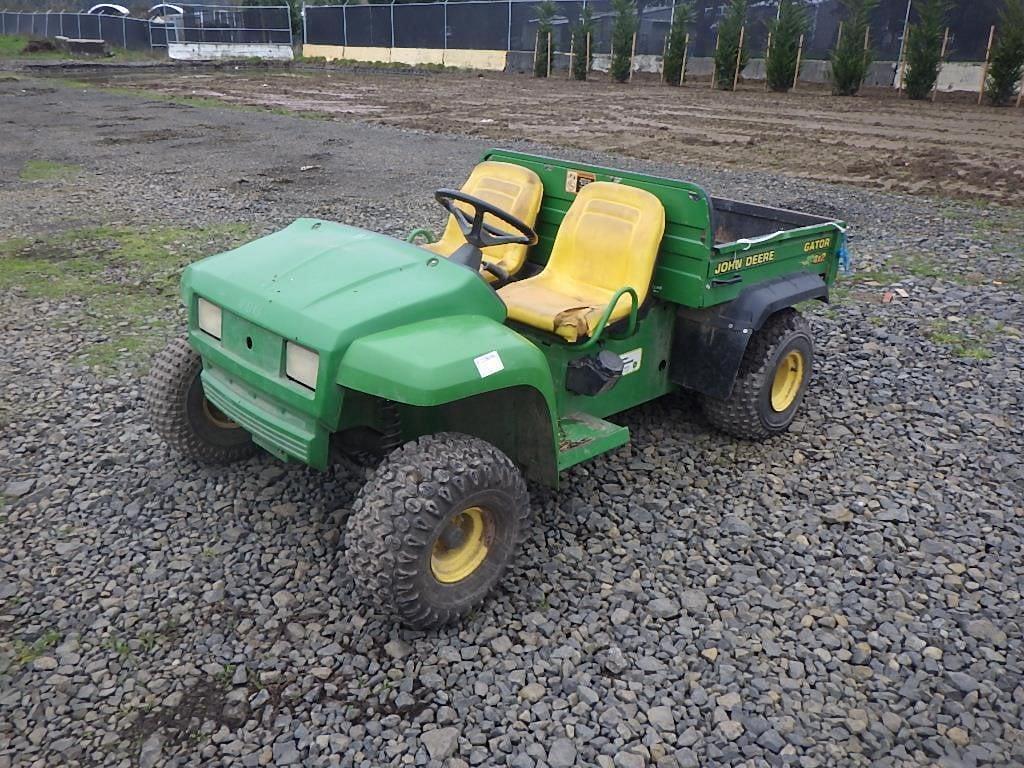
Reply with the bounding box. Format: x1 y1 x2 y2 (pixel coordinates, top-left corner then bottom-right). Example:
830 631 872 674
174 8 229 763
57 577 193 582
286 342 319 390
197 298 222 340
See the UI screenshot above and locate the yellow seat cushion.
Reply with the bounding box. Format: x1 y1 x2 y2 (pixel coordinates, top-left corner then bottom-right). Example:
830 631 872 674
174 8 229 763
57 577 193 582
498 181 665 342
423 161 543 282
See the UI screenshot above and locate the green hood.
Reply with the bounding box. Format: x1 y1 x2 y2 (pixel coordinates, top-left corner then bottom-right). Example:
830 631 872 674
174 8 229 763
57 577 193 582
181 218 506 353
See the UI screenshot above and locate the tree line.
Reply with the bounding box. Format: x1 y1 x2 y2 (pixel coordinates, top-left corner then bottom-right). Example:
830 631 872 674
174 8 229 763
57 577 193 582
532 0 1024 106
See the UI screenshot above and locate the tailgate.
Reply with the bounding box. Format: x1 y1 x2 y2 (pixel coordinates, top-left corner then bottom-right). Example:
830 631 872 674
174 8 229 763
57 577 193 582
705 222 845 306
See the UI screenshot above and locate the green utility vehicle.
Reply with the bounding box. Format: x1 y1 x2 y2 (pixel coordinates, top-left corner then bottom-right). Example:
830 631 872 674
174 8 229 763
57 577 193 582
149 150 848 628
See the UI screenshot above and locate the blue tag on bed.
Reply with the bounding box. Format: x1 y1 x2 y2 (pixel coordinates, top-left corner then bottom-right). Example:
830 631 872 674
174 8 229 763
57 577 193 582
837 237 852 275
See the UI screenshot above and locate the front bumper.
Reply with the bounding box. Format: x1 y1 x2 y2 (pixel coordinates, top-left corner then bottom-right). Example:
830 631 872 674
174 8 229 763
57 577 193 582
201 365 329 469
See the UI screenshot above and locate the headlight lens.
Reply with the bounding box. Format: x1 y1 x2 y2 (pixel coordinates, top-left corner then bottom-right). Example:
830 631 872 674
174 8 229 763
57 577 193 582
286 342 319 390
197 298 222 339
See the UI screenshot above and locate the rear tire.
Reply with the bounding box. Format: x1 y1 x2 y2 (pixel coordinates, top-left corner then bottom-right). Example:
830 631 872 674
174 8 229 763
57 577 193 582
147 337 257 464
345 432 530 629
702 309 813 440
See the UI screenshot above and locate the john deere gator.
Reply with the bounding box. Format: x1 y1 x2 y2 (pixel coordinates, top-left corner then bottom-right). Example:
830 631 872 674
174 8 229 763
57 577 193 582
148 150 848 628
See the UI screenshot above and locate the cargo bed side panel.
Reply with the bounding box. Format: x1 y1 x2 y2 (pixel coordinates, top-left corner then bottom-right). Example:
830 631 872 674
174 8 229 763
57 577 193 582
704 222 844 307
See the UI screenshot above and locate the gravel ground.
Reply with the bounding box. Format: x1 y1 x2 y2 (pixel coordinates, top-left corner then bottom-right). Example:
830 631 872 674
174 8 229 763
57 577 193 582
1 75 1022 768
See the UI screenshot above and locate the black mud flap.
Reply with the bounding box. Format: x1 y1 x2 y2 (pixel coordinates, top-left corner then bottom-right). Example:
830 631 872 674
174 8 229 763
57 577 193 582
670 273 828 399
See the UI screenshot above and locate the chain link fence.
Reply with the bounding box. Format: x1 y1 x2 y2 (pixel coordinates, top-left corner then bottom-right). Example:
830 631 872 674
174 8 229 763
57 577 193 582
1 1 1002 63
167 4 292 44
304 0 1003 62
0 4 292 50
0 11 154 49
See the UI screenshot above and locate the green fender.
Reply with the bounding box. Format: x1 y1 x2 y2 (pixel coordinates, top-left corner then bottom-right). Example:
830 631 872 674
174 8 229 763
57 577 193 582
337 314 561 486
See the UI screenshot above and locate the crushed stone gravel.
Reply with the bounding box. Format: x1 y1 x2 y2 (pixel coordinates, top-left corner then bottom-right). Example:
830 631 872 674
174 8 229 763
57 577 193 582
0 76 1022 768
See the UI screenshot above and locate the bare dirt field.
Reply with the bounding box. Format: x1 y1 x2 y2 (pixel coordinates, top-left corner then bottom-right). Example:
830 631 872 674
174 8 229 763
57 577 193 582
66 65 1024 207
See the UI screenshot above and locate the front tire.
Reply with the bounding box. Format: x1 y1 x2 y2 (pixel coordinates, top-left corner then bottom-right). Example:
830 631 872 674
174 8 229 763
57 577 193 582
146 337 257 464
345 432 530 629
702 309 813 440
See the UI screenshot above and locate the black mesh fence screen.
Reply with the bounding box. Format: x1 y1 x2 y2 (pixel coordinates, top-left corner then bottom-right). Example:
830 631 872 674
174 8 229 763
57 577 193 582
804 0 841 58
507 1 536 51
446 1 509 50
305 4 344 43
636 3 672 56
78 13 101 39
124 17 150 47
343 3 393 46
0 10 160 48
393 3 445 48
743 1 775 59
0 6 291 48
943 0 1002 60
98 14 122 43
161 4 291 44
0 1 1009 64
149 19 168 45
585 0 613 52
59 12 80 37
301 0 1011 62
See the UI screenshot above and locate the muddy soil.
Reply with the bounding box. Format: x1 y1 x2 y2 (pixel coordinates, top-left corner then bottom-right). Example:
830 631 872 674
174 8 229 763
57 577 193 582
64 67 1024 207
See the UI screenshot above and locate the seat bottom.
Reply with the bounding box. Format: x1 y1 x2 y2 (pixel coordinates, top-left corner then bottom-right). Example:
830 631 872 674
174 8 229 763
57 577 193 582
498 278 618 342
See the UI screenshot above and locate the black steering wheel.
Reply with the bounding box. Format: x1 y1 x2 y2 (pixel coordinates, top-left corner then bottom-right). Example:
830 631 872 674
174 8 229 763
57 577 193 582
434 189 538 288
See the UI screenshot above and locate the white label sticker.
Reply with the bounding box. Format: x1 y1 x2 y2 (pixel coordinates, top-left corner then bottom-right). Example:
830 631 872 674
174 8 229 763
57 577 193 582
620 348 643 375
474 350 504 378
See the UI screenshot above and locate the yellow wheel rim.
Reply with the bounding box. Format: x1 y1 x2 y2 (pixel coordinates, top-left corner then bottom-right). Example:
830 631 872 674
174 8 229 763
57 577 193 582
771 350 805 412
431 506 491 584
202 397 240 430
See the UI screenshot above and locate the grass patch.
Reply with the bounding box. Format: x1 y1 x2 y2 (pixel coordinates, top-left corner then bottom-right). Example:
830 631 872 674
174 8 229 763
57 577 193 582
19 160 81 181
0 35 63 59
216 664 237 688
925 318 997 360
889 252 944 280
10 629 62 667
0 223 253 370
0 34 157 61
846 268 901 286
103 634 133 660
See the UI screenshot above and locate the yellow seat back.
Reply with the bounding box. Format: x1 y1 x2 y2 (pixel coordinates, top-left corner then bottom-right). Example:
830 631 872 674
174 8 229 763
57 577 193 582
423 161 543 280
545 181 666 302
499 182 665 341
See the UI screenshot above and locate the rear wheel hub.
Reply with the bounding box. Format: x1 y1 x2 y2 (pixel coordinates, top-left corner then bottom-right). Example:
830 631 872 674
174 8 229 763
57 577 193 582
771 349 805 412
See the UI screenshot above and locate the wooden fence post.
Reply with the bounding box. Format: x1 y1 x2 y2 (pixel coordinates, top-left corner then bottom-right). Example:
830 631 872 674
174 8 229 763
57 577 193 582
792 33 804 91
547 31 552 77
979 25 995 105
732 25 745 90
534 29 540 75
628 31 637 81
764 30 772 91
680 32 689 86
896 0 912 94
710 31 720 88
